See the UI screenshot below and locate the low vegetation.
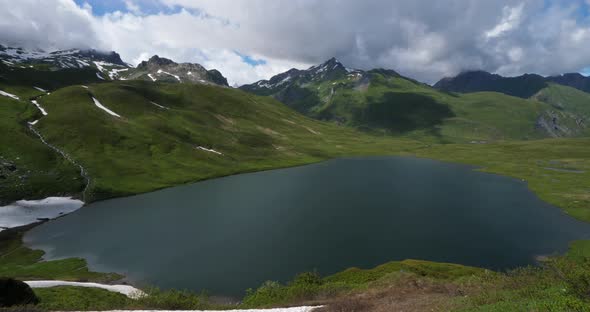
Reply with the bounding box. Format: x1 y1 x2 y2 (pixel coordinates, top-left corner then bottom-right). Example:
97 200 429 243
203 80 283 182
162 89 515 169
3 240 589 311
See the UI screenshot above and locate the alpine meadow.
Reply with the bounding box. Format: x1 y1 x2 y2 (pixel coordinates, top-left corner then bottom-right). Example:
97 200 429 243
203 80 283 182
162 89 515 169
2 1 590 312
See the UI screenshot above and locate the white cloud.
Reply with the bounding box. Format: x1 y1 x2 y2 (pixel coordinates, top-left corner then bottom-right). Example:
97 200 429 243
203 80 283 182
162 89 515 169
2 0 590 84
485 3 525 39
124 0 142 15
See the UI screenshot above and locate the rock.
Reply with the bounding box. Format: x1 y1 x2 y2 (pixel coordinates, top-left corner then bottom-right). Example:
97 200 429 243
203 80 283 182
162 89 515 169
0 278 39 307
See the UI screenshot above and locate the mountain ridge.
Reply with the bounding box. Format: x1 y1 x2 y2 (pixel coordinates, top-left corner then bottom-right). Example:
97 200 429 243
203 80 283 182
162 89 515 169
434 70 590 97
0 45 229 87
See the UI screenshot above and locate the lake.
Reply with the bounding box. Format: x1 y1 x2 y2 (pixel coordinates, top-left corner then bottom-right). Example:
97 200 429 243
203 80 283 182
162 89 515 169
24 157 590 297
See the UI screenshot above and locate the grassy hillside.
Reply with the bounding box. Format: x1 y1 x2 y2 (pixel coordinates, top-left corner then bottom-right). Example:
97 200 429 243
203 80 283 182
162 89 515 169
532 83 590 137
0 96 84 203
318 71 555 142
30 80 420 202
243 68 569 143
433 71 548 98
0 62 103 98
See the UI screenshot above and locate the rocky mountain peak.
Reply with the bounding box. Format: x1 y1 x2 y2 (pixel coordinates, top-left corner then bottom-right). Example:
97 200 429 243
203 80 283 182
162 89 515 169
138 55 176 69
127 55 228 87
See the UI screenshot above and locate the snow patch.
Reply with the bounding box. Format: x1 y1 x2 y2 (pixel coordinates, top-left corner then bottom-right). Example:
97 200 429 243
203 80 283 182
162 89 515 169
0 197 84 231
0 90 19 100
33 86 47 93
93 61 105 72
147 74 157 82
157 69 182 82
81 85 89 89
28 119 39 125
96 72 105 80
196 146 223 155
92 97 121 118
109 68 129 80
25 281 145 299
76 59 90 67
31 100 48 116
150 101 169 110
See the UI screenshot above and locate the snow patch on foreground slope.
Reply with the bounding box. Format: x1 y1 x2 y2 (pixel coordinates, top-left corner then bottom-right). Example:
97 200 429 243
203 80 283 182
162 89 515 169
0 197 84 231
0 90 19 100
25 281 145 299
31 100 48 115
196 146 223 155
92 97 121 118
150 101 169 109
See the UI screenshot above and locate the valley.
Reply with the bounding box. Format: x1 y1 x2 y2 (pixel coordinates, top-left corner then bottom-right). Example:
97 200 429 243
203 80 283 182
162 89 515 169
1 46 590 311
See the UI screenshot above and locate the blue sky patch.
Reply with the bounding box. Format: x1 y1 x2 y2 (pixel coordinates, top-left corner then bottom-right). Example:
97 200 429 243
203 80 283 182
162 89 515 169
74 0 179 15
236 52 267 66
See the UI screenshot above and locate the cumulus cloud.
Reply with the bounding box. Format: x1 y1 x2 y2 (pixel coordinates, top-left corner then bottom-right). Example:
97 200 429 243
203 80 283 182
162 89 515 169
2 0 590 85
0 0 98 50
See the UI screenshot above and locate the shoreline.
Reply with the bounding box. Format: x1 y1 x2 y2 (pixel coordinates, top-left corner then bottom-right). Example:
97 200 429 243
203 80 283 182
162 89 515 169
3 151 589 307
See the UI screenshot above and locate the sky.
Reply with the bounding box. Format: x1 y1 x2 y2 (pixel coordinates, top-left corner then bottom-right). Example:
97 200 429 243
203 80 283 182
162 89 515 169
1 0 590 86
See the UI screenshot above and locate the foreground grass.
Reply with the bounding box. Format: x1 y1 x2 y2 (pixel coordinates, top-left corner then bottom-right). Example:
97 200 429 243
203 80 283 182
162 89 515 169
32 287 218 311
0 228 120 283
240 242 590 311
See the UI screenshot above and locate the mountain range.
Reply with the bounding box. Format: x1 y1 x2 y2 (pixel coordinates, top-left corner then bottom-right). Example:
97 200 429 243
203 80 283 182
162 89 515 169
433 70 590 97
241 58 590 140
0 45 229 86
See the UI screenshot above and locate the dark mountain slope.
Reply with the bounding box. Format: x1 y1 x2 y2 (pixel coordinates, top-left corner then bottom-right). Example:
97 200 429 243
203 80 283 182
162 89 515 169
433 71 548 98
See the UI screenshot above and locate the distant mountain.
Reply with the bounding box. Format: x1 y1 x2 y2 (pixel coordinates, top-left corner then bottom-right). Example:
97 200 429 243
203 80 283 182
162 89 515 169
241 57 350 96
240 58 415 119
0 46 229 87
0 45 130 81
434 70 590 98
0 45 128 68
546 73 590 94
433 71 548 98
122 55 229 87
241 59 590 139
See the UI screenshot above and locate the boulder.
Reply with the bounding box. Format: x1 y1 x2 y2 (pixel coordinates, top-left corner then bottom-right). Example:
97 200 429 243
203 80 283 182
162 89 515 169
0 278 39 307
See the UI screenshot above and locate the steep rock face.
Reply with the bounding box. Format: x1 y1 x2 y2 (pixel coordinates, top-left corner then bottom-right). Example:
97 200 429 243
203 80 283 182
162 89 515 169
434 70 548 98
125 55 229 86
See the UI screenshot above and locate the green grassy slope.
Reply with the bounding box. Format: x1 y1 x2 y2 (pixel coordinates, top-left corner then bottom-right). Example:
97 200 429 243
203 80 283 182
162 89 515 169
532 83 590 136
0 63 103 98
32 80 420 202
0 96 84 203
322 72 553 142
